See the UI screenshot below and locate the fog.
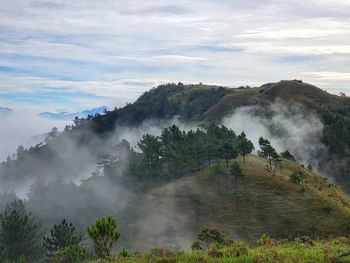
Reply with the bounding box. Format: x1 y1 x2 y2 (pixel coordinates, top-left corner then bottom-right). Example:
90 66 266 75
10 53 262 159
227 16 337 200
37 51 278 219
223 101 328 174
0 111 70 162
0 102 339 251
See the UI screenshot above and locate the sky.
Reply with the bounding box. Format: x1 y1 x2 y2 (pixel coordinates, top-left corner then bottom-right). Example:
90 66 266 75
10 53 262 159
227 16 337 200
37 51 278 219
0 0 350 112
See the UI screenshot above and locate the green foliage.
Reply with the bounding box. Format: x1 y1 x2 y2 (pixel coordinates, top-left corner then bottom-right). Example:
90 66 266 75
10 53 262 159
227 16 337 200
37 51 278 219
289 172 302 184
116 124 254 186
237 132 254 163
280 150 296 161
258 137 279 170
137 134 163 170
322 203 333 214
87 215 120 258
88 237 350 263
289 171 306 187
193 227 232 250
222 241 249 258
210 163 227 192
49 244 89 263
118 248 131 258
228 162 245 189
43 219 82 257
209 163 227 177
256 234 276 247
0 199 42 263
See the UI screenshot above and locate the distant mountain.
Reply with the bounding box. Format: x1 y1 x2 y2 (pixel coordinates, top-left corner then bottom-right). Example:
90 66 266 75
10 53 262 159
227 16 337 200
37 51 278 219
0 107 13 115
39 106 107 120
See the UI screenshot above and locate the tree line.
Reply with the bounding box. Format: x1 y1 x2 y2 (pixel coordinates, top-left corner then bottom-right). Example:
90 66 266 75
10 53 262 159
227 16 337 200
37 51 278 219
101 125 256 187
102 124 297 189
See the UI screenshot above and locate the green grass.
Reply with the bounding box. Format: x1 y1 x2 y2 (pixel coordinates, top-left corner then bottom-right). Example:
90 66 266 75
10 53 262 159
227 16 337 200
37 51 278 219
87 237 350 262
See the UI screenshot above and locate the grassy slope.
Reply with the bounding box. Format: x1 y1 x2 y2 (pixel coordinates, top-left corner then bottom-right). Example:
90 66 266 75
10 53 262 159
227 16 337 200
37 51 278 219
134 155 350 250
192 80 350 121
86 155 350 262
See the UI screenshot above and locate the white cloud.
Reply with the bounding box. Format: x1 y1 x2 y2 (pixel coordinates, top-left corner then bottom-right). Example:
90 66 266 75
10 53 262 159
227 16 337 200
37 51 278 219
0 0 350 110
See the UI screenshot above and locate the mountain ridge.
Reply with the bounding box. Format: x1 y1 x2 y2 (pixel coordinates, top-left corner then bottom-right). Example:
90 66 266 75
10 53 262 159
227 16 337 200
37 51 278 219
39 106 107 120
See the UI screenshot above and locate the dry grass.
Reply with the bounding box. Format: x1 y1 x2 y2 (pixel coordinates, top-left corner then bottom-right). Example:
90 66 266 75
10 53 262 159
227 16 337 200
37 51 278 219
136 154 350 248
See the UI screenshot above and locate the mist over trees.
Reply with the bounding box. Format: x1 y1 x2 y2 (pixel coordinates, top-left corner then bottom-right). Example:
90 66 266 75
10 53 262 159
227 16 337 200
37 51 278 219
3 81 350 260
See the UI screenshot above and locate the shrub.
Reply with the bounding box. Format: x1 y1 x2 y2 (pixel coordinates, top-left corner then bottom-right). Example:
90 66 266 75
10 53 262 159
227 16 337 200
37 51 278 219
118 248 131 258
223 241 249 257
256 234 276 247
322 203 332 214
193 227 232 250
50 245 89 263
191 241 203 251
207 244 223 258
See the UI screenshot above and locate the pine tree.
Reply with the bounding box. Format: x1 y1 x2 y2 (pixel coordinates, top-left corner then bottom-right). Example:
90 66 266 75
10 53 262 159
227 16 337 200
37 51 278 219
43 219 82 257
237 132 254 163
0 199 42 262
87 216 120 258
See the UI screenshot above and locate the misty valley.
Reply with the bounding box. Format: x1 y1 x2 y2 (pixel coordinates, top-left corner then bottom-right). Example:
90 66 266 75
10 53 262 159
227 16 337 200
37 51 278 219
2 81 350 262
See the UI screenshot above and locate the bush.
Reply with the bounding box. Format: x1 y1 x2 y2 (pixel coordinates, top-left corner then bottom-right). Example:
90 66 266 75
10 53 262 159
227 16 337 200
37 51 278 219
223 241 249 257
256 234 276 247
207 244 223 258
193 227 232 250
145 249 176 263
322 203 332 214
191 241 202 251
50 245 89 263
118 248 131 258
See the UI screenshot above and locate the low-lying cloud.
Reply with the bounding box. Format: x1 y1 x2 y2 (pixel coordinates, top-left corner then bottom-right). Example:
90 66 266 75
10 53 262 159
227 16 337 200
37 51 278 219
0 111 70 162
223 101 328 173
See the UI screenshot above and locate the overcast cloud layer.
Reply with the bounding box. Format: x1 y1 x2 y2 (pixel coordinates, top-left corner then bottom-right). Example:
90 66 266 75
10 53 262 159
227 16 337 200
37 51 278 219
0 0 350 111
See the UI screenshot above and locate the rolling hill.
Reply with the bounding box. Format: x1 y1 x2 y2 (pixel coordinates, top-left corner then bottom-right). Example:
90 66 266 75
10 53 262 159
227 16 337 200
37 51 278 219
133 154 350 251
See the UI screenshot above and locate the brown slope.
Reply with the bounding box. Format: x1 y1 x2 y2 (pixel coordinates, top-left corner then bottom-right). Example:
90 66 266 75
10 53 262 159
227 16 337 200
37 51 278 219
132 155 350 251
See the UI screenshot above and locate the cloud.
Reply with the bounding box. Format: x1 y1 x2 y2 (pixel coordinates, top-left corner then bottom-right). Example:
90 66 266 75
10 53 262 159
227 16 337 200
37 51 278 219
0 0 350 110
0 111 70 162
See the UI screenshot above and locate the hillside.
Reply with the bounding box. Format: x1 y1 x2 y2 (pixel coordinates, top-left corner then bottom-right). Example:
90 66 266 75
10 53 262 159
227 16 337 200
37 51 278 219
133 154 350 250
3 80 350 189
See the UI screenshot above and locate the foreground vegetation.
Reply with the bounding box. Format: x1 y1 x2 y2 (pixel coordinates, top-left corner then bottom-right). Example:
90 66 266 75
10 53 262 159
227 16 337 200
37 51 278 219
86 237 350 263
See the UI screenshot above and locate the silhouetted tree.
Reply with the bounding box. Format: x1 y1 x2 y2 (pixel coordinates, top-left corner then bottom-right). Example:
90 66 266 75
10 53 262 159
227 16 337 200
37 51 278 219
16 145 25 159
45 127 59 143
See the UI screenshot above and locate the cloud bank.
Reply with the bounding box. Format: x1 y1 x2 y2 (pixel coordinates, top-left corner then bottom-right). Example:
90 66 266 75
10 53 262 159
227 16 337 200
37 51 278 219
0 0 350 110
